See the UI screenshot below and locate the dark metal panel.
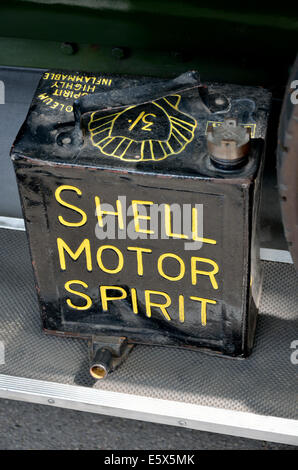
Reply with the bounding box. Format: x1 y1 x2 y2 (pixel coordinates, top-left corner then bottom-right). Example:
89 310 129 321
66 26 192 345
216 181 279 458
0 2 297 86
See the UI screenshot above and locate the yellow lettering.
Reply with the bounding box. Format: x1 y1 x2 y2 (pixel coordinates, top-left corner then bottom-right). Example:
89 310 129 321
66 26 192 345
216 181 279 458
57 238 92 271
157 253 185 281
100 286 127 311
144 290 171 321
131 288 138 314
179 294 185 323
141 113 156 131
165 204 188 239
128 111 145 131
97 245 124 274
190 296 216 326
55 185 87 227
191 257 219 289
192 207 216 245
64 280 92 310
127 246 152 276
132 200 154 234
95 196 124 230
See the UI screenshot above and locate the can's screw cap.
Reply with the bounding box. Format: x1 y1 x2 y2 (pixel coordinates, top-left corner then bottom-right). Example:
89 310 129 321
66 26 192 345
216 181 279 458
207 117 251 168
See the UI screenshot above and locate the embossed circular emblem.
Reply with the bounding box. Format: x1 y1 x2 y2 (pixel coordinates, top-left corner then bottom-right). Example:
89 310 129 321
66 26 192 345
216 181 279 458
88 94 197 161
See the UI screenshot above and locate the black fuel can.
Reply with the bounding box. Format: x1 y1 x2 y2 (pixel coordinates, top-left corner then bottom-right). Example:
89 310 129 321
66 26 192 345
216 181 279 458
11 70 271 358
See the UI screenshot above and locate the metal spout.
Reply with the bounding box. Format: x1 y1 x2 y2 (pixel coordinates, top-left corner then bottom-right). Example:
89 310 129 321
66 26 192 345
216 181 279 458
89 348 113 380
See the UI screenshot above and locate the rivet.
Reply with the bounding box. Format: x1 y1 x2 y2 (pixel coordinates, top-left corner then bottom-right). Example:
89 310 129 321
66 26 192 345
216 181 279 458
112 47 126 60
60 42 77 55
178 420 187 426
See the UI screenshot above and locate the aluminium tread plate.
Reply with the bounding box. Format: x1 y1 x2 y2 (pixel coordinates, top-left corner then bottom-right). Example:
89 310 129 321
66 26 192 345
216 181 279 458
0 228 297 444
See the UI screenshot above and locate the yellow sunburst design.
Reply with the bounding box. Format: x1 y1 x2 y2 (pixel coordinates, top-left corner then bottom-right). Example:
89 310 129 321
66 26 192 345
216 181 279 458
88 94 197 162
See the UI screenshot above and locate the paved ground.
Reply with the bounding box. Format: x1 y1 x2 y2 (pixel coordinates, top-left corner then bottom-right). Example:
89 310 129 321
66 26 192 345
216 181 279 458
0 398 296 450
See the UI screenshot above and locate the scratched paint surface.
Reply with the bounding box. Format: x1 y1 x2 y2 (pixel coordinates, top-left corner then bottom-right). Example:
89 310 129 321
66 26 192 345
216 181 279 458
11 70 271 357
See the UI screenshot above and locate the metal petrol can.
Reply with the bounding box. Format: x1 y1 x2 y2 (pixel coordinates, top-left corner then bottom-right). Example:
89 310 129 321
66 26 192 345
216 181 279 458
11 70 271 376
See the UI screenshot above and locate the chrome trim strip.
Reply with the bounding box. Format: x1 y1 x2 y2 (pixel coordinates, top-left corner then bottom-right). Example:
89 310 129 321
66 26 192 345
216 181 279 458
260 248 293 264
0 216 25 231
